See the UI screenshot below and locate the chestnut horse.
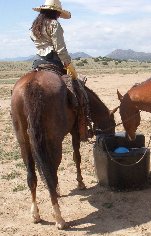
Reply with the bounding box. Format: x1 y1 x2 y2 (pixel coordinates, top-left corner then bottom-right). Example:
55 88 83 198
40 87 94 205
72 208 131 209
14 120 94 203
117 78 151 140
11 70 116 229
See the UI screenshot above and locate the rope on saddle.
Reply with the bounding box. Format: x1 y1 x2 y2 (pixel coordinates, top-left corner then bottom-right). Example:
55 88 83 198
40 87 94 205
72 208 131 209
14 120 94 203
62 75 93 138
75 79 93 135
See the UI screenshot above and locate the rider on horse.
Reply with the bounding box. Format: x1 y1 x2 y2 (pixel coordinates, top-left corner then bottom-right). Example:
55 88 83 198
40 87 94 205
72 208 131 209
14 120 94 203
30 0 91 141
30 0 77 80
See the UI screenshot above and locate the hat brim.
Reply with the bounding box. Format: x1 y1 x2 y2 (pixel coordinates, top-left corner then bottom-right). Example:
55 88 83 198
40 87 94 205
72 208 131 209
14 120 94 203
32 6 71 19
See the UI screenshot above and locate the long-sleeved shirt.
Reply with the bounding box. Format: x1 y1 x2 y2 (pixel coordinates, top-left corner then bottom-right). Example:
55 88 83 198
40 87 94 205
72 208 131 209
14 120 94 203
30 19 71 65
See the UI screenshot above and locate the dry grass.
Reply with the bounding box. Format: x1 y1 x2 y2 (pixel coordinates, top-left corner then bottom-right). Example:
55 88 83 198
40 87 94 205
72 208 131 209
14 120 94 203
1 59 151 82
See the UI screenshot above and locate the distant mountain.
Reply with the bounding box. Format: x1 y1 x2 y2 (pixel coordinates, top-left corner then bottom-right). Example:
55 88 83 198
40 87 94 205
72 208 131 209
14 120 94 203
0 52 92 62
69 52 91 59
0 55 35 62
106 49 151 62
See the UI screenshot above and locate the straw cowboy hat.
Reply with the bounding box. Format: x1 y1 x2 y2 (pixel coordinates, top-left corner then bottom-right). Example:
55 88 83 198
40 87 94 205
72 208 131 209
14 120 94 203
32 0 71 19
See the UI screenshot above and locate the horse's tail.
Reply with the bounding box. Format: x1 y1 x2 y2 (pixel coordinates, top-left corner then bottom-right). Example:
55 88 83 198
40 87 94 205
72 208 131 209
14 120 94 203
24 80 58 198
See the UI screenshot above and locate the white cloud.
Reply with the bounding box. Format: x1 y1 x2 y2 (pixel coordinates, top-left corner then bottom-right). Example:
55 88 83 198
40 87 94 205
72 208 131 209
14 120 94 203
64 0 151 15
0 6 37 58
63 17 151 56
0 38 35 58
0 22 36 58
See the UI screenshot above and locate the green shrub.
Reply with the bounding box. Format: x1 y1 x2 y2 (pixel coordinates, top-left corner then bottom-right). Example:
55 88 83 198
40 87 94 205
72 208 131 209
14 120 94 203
81 59 88 64
2 170 21 180
13 184 27 192
76 62 84 66
103 57 113 62
102 61 108 65
93 58 100 62
75 57 81 61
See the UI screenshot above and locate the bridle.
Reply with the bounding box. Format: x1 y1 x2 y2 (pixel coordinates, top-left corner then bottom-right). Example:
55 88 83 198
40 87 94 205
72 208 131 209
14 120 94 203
116 110 141 128
95 109 141 136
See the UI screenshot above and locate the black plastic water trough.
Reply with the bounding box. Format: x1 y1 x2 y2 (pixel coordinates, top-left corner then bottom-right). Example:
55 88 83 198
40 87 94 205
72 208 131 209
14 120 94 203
93 132 150 191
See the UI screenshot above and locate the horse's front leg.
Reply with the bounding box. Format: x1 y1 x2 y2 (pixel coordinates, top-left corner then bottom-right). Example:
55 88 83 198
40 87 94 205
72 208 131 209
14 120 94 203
71 129 86 190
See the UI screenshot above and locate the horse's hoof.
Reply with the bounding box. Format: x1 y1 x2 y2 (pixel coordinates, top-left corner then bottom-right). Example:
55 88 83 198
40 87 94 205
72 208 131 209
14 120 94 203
31 204 41 224
78 182 86 190
33 216 42 224
56 219 67 230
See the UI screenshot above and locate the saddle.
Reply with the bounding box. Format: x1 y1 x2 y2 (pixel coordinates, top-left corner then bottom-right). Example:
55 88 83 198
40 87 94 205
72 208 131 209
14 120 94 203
32 56 66 76
33 61 93 141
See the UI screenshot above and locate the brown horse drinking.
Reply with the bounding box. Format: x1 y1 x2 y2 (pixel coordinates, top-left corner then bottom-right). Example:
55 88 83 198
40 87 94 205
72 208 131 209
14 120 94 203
11 70 116 229
117 78 151 140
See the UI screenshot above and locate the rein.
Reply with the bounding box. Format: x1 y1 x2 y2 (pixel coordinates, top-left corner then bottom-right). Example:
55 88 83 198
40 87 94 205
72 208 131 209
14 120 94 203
115 110 141 129
96 110 141 135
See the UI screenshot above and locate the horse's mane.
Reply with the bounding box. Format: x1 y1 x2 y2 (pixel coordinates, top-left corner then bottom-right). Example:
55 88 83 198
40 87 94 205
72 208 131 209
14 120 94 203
85 86 102 102
132 78 151 89
85 86 108 108
132 83 140 88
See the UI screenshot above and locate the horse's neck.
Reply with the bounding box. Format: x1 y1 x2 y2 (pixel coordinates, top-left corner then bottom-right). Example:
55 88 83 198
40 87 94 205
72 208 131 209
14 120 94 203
86 88 109 123
129 85 151 112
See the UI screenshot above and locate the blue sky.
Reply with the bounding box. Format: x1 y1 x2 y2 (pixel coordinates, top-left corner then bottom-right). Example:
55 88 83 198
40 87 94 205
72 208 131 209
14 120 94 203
1 0 151 58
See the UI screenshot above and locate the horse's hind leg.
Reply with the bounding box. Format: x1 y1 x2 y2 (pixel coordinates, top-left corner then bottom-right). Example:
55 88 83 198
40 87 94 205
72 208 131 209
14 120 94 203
26 152 41 223
51 145 67 229
71 128 86 189
13 119 41 223
38 140 66 229
52 201 66 229
21 142 41 223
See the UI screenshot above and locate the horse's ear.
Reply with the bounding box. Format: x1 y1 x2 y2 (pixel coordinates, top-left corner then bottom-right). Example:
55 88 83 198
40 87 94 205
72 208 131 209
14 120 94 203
117 89 123 102
110 106 119 115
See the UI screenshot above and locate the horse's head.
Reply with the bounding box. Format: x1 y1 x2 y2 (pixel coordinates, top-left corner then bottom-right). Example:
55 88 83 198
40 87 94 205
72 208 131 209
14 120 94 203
117 90 141 140
86 86 118 135
95 107 118 135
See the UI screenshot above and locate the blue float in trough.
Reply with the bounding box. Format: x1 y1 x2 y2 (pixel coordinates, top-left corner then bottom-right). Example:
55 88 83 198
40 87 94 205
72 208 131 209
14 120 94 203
114 147 129 154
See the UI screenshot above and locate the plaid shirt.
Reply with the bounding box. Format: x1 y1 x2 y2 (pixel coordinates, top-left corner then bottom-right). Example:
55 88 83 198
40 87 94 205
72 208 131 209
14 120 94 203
30 19 71 65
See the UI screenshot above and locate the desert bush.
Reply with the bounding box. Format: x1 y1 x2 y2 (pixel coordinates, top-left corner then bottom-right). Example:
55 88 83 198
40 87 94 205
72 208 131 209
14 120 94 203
1 170 21 180
93 58 100 62
75 57 81 61
0 149 20 161
76 62 84 66
102 61 108 65
103 57 113 62
13 184 27 192
81 59 88 64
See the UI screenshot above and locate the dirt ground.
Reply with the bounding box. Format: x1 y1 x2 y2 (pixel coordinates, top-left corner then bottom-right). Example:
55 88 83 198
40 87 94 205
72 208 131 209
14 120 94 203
1 72 151 236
